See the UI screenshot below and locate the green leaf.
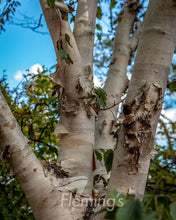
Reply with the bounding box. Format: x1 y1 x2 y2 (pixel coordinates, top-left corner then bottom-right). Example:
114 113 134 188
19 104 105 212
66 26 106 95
170 202 176 220
97 97 106 108
168 80 176 92
96 6 102 19
104 149 113 173
143 211 158 220
49 146 58 156
96 24 102 31
47 0 55 8
95 150 102 161
109 190 127 209
95 87 107 101
110 0 117 9
86 98 94 106
0 18 4 24
70 15 75 23
105 207 118 219
65 55 73 65
58 49 68 59
99 148 105 153
65 33 72 47
97 33 102 41
58 49 73 65
116 199 144 220
110 189 119 199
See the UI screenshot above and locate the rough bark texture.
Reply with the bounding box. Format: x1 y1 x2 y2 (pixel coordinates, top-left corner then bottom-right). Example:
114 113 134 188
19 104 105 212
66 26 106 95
94 0 141 196
0 91 94 219
39 0 98 194
1 0 98 219
0 0 176 219
108 0 176 200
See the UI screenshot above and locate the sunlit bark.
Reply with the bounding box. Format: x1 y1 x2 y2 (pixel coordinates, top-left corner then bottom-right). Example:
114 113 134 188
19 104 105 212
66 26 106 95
94 0 140 196
108 0 176 200
0 0 176 219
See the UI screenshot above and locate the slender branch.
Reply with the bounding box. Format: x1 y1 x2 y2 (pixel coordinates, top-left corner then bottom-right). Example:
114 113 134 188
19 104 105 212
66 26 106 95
38 123 50 141
129 21 142 53
28 137 54 149
100 97 125 111
158 119 172 147
160 113 174 123
10 13 48 34
167 79 176 86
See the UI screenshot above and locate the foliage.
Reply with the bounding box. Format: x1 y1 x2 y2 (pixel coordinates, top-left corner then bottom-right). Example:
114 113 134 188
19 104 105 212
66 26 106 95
0 161 35 220
168 80 176 92
103 190 176 220
95 149 113 173
47 0 55 8
0 69 59 219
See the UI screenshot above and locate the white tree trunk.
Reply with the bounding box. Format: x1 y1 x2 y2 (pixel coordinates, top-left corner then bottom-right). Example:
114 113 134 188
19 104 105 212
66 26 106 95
1 0 176 219
39 0 98 194
94 0 141 196
108 0 176 200
74 0 98 68
0 0 98 219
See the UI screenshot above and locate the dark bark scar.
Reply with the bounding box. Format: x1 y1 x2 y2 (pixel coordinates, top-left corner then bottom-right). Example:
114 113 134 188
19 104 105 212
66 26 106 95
122 82 162 174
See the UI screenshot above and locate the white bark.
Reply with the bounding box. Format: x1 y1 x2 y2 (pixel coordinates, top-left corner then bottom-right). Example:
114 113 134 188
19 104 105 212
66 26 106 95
108 0 176 200
94 0 141 196
0 1 99 218
0 91 52 218
0 91 93 219
39 0 98 195
1 0 176 219
74 0 98 67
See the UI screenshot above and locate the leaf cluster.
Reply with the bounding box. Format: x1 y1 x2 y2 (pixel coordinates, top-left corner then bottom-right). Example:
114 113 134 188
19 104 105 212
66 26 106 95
103 190 176 220
95 149 113 174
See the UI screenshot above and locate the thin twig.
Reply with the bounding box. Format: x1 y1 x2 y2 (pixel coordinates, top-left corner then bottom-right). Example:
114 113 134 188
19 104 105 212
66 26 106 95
100 97 125 111
28 138 54 149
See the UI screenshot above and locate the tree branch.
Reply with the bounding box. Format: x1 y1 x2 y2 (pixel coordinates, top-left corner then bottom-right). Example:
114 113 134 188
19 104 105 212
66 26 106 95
94 0 140 196
0 90 51 215
74 0 98 67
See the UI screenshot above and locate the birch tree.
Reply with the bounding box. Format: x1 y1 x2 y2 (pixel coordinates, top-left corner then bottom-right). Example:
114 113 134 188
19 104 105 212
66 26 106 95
0 0 176 219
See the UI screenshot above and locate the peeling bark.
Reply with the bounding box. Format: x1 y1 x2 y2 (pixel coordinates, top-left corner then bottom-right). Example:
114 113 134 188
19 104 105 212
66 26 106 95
94 0 141 196
108 0 176 200
39 0 96 194
1 0 176 219
122 82 162 174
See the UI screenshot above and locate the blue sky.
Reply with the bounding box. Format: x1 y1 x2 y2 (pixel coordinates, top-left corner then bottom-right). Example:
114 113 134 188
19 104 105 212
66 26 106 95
0 0 106 88
0 0 56 87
